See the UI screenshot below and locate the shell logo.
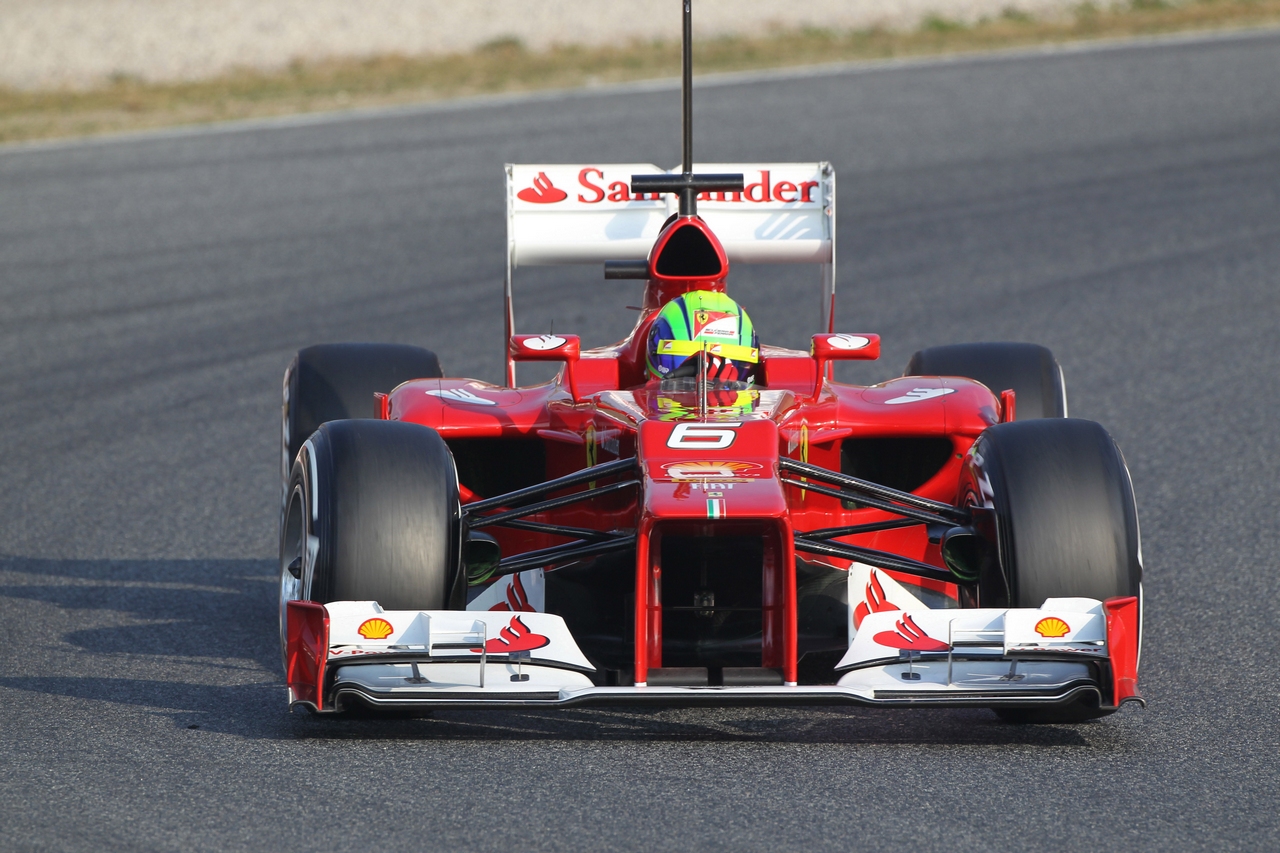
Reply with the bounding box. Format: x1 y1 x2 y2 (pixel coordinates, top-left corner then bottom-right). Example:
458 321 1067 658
662 460 761 480
357 618 394 640
1034 616 1071 638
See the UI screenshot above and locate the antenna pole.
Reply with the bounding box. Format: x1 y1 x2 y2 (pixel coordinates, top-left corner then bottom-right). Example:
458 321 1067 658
627 1 743 216
680 0 694 215
698 340 708 420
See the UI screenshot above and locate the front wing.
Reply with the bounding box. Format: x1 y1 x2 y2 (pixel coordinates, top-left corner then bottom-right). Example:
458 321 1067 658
284 597 1142 713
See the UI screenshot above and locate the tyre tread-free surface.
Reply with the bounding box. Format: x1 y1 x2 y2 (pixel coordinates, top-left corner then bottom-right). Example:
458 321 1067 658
974 418 1142 609
906 342 1066 419
283 343 443 482
296 419 460 611
968 418 1142 723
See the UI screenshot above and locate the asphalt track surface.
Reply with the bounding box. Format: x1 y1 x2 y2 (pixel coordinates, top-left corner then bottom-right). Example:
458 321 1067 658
2 30 1279 852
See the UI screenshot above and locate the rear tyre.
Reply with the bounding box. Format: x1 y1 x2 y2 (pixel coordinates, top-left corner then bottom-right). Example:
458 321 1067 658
905 342 1066 419
281 343 443 504
962 418 1142 723
279 419 462 670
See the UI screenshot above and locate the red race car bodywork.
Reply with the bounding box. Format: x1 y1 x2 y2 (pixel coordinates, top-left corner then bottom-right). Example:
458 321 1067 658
281 163 1143 720
280 5 1142 722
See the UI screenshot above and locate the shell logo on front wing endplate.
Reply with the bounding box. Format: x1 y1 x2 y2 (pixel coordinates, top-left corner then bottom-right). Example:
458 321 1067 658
1034 617 1071 638
357 618 394 640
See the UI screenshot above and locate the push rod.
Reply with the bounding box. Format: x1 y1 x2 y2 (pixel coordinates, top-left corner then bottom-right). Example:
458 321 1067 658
798 518 923 540
463 457 637 515
494 536 637 576
779 458 970 523
780 477 959 529
793 536 954 584
468 479 639 530
492 518 629 542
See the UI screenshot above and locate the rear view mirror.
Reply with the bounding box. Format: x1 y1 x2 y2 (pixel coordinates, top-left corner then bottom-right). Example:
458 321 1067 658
810 334 881 401
510 334 582 400
811 333 881 362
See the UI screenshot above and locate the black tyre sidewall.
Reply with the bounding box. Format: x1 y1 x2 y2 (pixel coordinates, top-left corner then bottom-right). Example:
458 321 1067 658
279 459 308 669
973 419 1142 608
964 419 1143 723
297 419 461 612
281 343 444 508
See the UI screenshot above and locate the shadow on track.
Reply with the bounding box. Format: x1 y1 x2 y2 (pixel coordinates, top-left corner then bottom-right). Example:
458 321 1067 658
0 556 1108 747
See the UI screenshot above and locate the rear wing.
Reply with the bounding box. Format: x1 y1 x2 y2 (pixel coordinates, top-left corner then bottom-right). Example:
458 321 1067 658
503 163 836 384
506 162 834 264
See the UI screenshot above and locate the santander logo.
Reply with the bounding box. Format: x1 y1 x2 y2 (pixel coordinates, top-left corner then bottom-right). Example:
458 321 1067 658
471 615 551 654
853 570 900 630
873 613 950 652
515 167 821 206
516 171 568 204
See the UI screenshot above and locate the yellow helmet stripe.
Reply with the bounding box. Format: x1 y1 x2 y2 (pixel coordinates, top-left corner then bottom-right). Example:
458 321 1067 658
656 339 759 363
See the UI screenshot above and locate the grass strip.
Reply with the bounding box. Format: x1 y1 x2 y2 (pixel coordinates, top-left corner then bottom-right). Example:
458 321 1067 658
3 0 1280 144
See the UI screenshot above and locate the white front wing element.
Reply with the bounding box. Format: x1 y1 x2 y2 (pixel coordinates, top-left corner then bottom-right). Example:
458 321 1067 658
835 599 1107 698
325 602 593 671
838 597 1106 668
305 599 1114 711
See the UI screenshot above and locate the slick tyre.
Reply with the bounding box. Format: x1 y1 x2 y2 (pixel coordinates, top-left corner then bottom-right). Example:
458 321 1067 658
905 342 1066 419
963 418 1142 723
279 419 462 670
280 343 443 500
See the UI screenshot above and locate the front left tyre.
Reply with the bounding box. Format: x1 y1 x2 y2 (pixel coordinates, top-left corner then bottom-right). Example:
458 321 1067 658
279 419 463 670
905 342 1067 420
962 418 1143 722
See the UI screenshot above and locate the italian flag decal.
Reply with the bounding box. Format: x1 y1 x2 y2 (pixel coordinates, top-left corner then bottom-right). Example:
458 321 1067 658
706 498 726 519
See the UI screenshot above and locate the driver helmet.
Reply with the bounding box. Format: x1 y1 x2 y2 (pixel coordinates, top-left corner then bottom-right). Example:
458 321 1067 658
645 291 760 385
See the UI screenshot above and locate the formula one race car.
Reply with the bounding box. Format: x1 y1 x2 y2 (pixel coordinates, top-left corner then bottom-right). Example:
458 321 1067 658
278 3 1143 724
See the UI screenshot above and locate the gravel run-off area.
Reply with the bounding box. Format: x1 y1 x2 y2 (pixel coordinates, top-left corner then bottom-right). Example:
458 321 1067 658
0 0 1084 89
